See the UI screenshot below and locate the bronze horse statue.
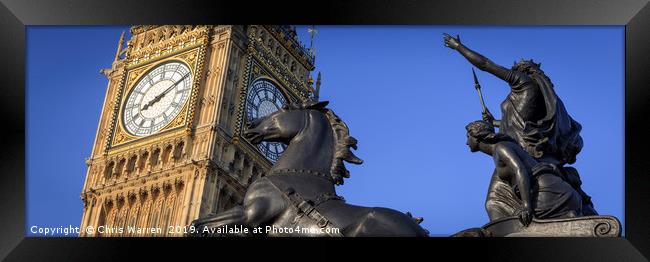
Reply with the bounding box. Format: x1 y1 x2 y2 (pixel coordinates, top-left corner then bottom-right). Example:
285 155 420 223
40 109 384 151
191 101 428 237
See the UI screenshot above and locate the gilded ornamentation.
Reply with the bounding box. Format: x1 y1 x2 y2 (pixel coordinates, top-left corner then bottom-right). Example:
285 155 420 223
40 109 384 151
127 67 146 83
252 66 261 77
130 25 160 35
172 111 186 127
114 132 126 144
127 26 211 69
177 50 198 68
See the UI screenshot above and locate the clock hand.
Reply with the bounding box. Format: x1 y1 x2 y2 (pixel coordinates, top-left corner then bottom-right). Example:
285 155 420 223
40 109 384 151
159 73 190 98
142 73 190 111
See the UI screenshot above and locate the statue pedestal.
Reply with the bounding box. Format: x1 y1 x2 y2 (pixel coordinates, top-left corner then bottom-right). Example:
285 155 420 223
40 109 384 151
454 215 621 237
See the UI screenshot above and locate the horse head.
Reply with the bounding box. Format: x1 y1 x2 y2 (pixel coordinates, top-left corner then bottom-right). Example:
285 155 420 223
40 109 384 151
243 100 328 145
244 100 362 185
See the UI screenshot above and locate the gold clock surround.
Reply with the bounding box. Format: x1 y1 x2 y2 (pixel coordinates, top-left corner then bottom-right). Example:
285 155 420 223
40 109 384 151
107 27 210 155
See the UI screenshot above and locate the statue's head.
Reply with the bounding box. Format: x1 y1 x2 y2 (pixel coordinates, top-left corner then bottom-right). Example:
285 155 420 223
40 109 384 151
465 120 512 152
465 120 494 152
511 59 542 74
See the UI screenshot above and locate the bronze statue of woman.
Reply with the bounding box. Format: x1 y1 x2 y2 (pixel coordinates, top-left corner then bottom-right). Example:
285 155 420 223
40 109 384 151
443 34 596 219
465 120 584 225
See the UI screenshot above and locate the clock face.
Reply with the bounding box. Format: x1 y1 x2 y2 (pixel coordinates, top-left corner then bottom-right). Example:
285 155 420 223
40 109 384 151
245 79 287 162
122 61 193 137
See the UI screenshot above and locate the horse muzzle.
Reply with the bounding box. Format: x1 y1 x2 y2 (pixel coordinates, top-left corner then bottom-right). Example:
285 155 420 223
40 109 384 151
243 129 265 145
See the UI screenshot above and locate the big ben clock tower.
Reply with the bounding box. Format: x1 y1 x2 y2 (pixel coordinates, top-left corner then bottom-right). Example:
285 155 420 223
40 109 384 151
79 25 316 236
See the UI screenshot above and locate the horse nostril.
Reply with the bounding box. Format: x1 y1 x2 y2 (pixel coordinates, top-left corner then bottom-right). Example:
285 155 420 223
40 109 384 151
247 118 264 129
246 120 257 129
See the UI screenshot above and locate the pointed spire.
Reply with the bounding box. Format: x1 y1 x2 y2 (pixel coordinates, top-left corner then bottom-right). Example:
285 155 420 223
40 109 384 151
114 31 125 62
307 25 318 56
314 71 322 101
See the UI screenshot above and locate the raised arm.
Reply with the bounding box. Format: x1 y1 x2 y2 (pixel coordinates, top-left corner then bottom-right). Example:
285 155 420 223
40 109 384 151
443 33 512 82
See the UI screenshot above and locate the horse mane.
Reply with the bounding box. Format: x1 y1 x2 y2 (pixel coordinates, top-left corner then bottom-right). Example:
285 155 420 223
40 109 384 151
288 101 363 185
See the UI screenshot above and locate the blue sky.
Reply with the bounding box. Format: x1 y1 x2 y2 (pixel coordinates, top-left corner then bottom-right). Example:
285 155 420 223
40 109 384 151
27 26 624 236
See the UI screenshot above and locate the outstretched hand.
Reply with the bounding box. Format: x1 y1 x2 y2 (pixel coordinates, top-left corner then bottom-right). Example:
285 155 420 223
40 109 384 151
443 33 461 50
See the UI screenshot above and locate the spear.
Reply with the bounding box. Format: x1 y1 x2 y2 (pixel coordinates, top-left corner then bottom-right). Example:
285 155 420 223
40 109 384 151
472 67 489 114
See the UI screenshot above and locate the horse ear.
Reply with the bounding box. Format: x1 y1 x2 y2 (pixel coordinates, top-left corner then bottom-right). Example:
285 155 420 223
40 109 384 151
308 100 329 110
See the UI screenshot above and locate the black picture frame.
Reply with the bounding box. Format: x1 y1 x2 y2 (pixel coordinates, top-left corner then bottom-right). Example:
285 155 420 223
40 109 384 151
0 0 648 261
